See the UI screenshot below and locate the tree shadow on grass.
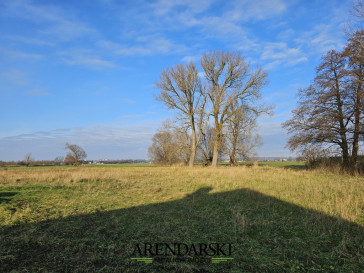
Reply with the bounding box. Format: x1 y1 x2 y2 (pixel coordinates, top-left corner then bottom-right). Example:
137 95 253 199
1 188 363 272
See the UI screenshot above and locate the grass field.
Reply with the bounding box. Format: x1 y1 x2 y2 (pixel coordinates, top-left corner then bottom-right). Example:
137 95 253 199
1 163 363 272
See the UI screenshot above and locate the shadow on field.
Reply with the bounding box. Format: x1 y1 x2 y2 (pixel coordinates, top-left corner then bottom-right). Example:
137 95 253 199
0 192 17 204
1 188 363 272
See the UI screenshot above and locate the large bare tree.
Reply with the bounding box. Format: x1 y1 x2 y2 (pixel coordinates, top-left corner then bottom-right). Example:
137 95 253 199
283 50 353 169
200 51 268 167
343 30 364 165
156 62 206 167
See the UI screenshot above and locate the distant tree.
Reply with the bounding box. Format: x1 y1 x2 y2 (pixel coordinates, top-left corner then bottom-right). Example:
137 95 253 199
54 156 64 166
200 50 269 167
64 143 87 166
156 62 206 167
148 131 174 164
23 152 34 166
148 121 191 165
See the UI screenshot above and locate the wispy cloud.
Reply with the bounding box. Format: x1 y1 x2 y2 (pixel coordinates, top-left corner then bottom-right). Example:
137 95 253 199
120 114 144 118
0 70 28 86
59 49 115 69
4 0 94 42
294 3 349 55
0 123 157 160
26 88 50 96
122 98 136 104
98 35 187 56
0 47 43 60
295 24 346 54
224 0 287 22
255 119 294 157
5 35 55 46
261 42 307 69
151 0 213 15
181 55 200 63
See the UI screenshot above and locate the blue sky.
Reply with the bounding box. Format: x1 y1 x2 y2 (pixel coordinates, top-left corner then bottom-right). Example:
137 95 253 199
0 0 351 161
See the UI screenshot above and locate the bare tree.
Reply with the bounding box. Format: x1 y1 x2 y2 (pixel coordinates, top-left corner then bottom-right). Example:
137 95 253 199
54 156 64 166
200 51 268 167
156 62 206 167
353 0 364 18
343 30 364 165
23 152 34 166
65 143 87 166
345 0 364 48
148 131 178 164
148 122 190 165
283 50 353 169
224 102 262 166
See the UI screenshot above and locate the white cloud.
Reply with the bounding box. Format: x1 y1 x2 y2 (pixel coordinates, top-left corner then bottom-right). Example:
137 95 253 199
151 0 213 15
122 98 136 104
0 122 157 160
261 42 307 69
225 0 287 22
26 88 50 96
98 36 187 56
59 49 115 69
294 3 349 55
120 114 144 118
0 70 28 86
0 47 43 60
198 71 205 79
4 0 94 42
295 24 346 54
182 55 200 63
256 120 293 157
5 35 55 46
40 22 93 42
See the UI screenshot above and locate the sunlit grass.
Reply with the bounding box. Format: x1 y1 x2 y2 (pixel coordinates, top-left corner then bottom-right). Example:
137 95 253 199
1 164 362 225
1 164 363 272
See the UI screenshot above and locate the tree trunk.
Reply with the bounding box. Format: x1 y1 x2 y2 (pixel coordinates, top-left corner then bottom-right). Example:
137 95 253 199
211 138 219 167
229 144 237 166
188 116 197 167
335 76 351 171
352 78 361 166
211 119 221 168
342 145 350 170
189 136 196 167
229 155 237 166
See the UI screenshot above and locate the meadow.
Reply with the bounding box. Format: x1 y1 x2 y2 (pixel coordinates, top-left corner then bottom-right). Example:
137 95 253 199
0 163 363 272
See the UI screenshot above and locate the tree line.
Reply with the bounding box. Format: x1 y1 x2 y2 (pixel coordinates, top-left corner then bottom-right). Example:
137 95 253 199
149 50 271 167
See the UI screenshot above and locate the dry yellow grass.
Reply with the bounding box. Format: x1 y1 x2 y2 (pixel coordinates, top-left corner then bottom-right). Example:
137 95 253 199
1 165 363 272
1 165 363 225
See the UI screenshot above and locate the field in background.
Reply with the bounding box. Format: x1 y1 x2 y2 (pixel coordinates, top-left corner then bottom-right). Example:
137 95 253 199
0 161 305 170
1 164 363 272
